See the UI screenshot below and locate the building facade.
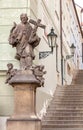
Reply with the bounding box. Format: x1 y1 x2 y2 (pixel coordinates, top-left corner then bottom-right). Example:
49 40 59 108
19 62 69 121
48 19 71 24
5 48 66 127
0 0 83 129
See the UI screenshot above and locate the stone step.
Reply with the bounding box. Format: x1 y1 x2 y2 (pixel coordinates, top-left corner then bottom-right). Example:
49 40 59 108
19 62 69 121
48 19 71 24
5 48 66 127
74 73 83 75
52 99 83 102
51 103 83 105
55 89 83 92
54 93 83 96
72 79 83 80
52 101 83 104
45 111 83 114
72 81 83 83
56 85 83 88
56 88 83 91
73 77 83 79
72 82 83 84
53 94 83 100
46 108 83 116
73 74 83 80
74 76 83 78
73 83 83 85
73 76 83 78
52 97 83 101
42 120 83 124
52 96 83 99
74 75 83 77
51 102 83 105
46 110 83 114
58 84 82 87
52 97 83 102
42 128 83 130
74 79 83 81
54 90 83 93
56 91 83 93
52 98 83 101
47 107 83 111
47 106 83 110
49 105 83 108
42 124 83 128
53 99 83 102
54 94 83 96
46 112 83 117
72 80 83 83
44 116 83 120
54 94 83 97
47 109 83 113
56 86 83 89
56 87 83 90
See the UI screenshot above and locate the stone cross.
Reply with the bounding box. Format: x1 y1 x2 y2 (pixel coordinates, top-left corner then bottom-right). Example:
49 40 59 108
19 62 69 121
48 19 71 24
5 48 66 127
28 19 46 45
29 19 46 31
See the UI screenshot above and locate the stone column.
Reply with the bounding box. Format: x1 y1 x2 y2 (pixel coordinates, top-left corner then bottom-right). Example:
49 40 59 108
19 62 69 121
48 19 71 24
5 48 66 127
6 70 41 130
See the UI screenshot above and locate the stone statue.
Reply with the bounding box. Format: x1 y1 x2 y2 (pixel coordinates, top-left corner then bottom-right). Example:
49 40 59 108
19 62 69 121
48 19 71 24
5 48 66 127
6 13 46 86
9 13 45 70
6 14 46 130
32 65 46 87
5 63 17 83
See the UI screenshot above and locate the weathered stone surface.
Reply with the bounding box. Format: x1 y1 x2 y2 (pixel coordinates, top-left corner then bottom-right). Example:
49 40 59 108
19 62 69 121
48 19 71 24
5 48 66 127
7 118 41 130
6 82 41 130
6 13 45 130
9 70 40 85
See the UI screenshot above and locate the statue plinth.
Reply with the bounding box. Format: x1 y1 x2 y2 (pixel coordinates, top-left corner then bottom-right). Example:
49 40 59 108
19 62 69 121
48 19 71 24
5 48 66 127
6 70 41 130
7 119 41 130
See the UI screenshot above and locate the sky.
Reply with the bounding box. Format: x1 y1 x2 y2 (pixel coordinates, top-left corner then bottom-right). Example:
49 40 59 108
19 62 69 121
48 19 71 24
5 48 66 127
75 0 83 8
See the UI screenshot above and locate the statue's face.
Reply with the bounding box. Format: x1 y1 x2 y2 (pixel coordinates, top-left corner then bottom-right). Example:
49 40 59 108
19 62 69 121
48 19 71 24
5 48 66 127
21 15 28 24
9 34 16 45
7 64 13 70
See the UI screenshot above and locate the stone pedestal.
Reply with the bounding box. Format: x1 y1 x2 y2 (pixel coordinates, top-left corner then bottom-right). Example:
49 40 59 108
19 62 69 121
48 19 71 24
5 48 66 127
6 70 41 130
7 119 41 130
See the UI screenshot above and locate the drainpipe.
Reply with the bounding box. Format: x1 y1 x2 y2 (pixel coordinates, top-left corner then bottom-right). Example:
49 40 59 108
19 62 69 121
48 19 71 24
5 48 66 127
60 0 63 85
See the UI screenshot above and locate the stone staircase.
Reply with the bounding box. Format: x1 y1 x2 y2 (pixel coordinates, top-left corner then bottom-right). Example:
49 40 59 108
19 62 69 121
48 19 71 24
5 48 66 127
42 70 83 130
72 70 83 84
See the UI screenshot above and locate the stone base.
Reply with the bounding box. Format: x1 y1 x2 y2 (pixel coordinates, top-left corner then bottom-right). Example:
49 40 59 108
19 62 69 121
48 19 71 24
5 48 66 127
7 118 41 130
9 69 40 85
6 69 41 130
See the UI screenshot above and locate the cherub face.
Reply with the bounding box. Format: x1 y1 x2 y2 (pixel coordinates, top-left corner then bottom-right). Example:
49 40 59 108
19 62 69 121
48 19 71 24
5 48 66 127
7 63 13 70
40 65 44 70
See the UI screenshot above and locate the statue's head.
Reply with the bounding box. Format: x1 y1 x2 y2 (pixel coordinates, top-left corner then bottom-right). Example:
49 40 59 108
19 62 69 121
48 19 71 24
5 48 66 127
7 63 13 70
20 13 28 24
40 65 44 70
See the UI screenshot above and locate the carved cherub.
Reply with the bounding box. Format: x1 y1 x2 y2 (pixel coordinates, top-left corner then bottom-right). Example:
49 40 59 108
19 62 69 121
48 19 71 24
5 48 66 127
5 63 17 83
32 65 46 87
